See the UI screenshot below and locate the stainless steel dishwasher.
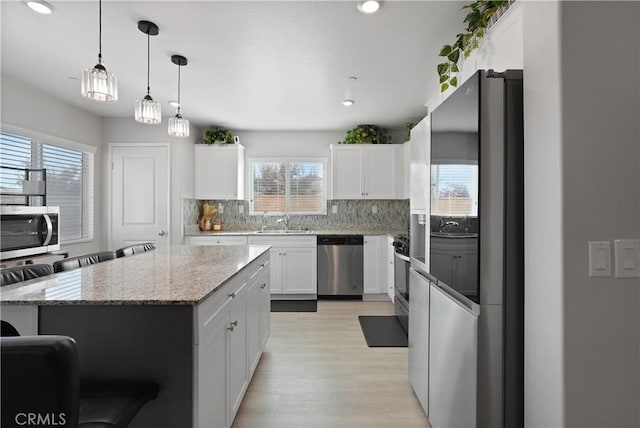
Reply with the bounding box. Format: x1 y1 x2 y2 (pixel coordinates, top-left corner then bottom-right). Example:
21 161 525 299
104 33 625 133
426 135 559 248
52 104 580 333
317 235 364 297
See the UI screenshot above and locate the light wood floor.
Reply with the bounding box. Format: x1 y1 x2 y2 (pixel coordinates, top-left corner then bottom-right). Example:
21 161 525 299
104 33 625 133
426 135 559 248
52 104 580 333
232 300 431 428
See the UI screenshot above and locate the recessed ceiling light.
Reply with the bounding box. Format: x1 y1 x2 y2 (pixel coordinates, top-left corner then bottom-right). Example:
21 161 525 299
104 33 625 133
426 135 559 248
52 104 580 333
168 100 180 108
25 1 53 14
358 1 380 14
342 99 355 107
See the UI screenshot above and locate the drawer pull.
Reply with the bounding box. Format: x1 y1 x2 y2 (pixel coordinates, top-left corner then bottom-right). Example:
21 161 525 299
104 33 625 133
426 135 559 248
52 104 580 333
228 292 237 299
231 320 238 327
227 324 235 332
260 263 265 268
259 283 267 289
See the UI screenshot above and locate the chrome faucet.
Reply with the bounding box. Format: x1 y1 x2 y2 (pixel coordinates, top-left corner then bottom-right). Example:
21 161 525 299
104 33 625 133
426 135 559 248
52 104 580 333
277 214 289 232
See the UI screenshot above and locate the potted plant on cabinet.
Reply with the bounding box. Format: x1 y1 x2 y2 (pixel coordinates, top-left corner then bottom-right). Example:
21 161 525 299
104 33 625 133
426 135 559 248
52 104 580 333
203 126 234 145
338 124 392 144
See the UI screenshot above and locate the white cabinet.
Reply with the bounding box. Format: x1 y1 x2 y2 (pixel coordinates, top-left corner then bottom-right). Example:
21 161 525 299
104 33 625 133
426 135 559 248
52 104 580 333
247 260 270 376
430 236 478 297
194 253 269 428
363 235 382 294
363 235 392 299
248 236 317 296
409 117 430 211
386 235 395 301
194 144 245 200
331 145 398 199
187 235 248 246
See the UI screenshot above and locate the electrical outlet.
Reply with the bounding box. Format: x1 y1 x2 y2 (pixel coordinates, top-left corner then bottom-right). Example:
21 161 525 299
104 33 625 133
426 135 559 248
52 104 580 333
372 205 378 214
218 203 224 214
332 205 337 214
238 205 244 214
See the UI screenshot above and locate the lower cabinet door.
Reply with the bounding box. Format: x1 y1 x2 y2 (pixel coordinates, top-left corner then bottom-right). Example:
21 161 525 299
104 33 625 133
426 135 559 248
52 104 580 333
258 270 271 348
281 247 317 294
247 282 261 376
228 298 248 423
196 313 228 428
269 247 283 294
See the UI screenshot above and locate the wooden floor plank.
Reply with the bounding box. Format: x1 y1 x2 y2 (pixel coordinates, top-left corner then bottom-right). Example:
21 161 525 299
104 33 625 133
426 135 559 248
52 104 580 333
232 300 430 428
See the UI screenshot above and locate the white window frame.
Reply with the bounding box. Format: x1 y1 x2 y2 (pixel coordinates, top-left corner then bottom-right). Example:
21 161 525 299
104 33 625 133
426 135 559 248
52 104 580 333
0 124 96 244
247 157 328 216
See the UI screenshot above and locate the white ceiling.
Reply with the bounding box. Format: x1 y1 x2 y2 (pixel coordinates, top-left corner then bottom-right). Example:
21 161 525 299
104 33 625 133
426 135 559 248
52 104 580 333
1 1 466 131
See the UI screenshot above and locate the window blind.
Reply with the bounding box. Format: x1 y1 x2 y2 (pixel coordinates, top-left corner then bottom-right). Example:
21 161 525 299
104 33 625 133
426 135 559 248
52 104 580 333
430 164 478 216
0 132 94 243
250 161 325 215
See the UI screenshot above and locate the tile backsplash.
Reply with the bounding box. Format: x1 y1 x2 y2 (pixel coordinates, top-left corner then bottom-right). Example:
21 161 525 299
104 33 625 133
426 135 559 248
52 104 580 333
184 199 409 232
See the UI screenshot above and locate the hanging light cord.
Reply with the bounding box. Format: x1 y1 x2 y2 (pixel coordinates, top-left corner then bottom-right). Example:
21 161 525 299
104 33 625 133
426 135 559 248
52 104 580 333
146 31 151 95
97 0 102 64
177 64 182 114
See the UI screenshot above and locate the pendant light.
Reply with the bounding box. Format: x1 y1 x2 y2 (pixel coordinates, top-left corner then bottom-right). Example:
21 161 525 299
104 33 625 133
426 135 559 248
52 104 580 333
81 0 118 103
168 55 190 137
135 20 161 124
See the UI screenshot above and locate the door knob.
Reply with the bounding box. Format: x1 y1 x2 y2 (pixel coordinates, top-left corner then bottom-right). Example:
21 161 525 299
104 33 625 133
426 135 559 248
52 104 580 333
158 230 167 236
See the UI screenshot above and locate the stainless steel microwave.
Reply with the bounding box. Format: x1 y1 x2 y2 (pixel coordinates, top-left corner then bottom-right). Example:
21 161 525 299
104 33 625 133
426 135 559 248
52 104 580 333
0 206 60 260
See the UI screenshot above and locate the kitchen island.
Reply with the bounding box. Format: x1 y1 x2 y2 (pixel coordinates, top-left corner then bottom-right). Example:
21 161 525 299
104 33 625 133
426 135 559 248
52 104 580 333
0 245 272 428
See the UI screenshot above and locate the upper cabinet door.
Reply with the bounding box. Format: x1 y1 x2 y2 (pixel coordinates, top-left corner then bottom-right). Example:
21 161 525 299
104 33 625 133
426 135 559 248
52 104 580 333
194 144 245 200
364 146 397 199
331 146 364 199
410 117 430 211
331 145 399 200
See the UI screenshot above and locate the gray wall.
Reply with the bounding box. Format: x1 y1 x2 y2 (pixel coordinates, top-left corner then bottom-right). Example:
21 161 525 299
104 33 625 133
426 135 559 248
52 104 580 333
560 2 639 426
0 75 105 256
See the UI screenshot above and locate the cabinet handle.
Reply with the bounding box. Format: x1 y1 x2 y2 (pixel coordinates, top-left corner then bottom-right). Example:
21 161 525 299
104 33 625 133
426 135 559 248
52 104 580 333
231 320 238 327
227 324 235 332
259 283 267 289
365 192 368 196
228 292 236 299
260 263 265 268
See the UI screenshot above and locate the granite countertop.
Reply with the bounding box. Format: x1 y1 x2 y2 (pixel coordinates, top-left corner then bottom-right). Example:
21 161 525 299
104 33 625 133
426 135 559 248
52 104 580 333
186 228 407 237
0 245 270 306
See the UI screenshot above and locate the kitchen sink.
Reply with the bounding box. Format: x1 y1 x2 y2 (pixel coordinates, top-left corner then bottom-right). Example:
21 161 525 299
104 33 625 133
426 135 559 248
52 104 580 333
431 232 478 239
253 230 314 234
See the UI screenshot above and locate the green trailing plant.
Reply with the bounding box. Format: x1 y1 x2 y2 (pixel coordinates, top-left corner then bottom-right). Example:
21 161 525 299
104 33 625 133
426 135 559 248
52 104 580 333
338 124 392 145
203 126 234 145
405 122 414 142
437 0 511 92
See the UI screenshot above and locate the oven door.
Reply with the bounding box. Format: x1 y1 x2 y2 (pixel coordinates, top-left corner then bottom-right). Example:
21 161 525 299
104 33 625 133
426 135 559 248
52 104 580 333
1 212 59 259
394 252 410 304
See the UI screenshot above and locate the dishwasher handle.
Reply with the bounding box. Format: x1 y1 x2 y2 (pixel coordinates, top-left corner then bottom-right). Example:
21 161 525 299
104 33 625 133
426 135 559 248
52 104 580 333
317 235 363 245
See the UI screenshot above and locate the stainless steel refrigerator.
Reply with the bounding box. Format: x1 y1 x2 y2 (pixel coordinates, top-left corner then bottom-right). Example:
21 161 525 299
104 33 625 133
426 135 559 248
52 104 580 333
409 69 524 428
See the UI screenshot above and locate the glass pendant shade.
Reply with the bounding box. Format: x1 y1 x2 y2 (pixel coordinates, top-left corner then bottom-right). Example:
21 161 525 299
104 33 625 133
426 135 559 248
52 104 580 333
81 64 118 103
135 95 162 124
168 114 190 137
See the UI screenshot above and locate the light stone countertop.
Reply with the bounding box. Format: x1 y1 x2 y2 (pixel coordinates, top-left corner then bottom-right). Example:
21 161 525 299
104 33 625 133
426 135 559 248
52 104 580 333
186 228 407 237
0 245 270 306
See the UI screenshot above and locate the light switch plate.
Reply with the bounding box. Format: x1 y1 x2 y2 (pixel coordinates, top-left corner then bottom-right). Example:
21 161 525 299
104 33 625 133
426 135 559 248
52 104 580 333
372 205 378 214
613 239 640 278
218 203 224 214
238 205 244 214
331 205 337 214
588 241 611 277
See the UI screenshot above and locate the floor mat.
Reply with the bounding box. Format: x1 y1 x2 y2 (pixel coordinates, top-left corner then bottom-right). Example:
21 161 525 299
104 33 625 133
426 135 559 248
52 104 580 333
358 315 408 347
271 300 318 312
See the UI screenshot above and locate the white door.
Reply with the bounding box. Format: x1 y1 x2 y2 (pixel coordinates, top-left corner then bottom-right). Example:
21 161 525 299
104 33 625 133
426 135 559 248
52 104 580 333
111 145 169 249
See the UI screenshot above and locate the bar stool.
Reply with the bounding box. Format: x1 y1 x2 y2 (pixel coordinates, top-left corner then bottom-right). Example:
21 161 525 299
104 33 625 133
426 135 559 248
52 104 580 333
115 243 156 258
1 335 159 428
53 251 116 273
0 264 54 286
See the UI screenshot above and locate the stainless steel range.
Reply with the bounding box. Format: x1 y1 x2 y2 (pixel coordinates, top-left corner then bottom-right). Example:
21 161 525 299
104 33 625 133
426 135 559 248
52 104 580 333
393 234 410 333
